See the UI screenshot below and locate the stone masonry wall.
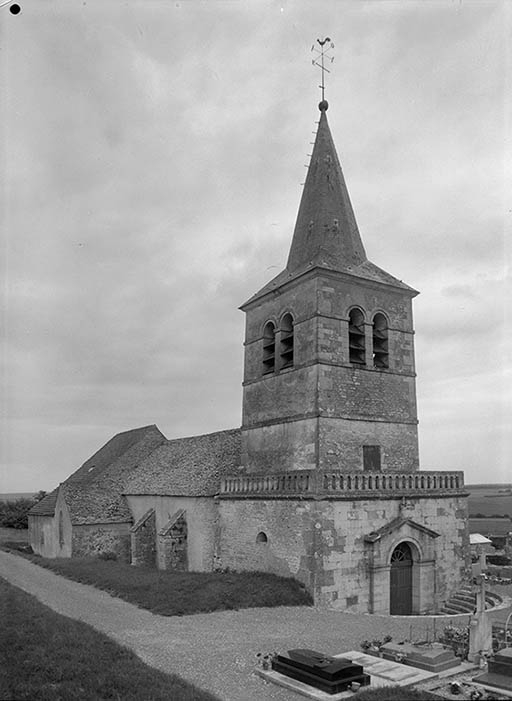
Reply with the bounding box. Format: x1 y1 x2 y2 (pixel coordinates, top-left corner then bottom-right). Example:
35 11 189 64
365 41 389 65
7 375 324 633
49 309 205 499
316 275 416 375
241 417 317 473
218 493 469 614
72 522 131 562
243 272 416 385
131 510 156 567
319 417 419 472
126 495 216 571
218 499 316 588
159 511 188 571
242 366 318 427
241 269 418 476
318 366 418 423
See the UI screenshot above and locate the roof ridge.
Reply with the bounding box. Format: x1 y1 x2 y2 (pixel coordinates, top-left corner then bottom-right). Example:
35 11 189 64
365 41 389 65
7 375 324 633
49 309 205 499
162 427 241 445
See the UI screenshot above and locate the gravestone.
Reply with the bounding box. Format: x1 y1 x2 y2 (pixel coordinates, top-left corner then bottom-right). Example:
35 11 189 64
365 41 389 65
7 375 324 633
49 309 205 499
272 649 370 694
468 573 492 663
473 646 512 694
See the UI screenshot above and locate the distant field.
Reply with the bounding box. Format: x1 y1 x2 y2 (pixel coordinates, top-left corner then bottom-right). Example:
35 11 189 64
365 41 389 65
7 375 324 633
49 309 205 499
467 484 512 518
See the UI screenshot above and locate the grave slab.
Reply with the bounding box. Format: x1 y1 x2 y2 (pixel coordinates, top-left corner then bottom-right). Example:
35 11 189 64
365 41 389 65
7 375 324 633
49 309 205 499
334 651 438 685
473 646 512 695
255 669 363 700
380 641 460 673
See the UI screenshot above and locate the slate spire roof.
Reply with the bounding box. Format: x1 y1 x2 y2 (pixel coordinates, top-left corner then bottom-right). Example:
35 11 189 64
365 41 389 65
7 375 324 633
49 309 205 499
286 102 366 274
242 101 417 308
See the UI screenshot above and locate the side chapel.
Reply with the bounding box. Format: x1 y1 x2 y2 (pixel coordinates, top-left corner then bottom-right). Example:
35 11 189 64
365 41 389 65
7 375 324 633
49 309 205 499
29 97 470 615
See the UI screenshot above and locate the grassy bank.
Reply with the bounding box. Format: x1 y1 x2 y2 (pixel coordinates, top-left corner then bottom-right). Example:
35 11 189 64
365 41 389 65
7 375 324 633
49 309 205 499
354 687 438 700
1 546 312 615
0 577 219 701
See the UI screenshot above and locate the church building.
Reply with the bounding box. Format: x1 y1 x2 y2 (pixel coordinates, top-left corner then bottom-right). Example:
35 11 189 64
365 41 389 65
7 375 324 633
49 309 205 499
29 97 470 615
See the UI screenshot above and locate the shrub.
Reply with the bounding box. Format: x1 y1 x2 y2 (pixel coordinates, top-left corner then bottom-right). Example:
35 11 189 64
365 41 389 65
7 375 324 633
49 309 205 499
98 551 118 561
438 624 469 660
0 491 47 530
0 499 36 529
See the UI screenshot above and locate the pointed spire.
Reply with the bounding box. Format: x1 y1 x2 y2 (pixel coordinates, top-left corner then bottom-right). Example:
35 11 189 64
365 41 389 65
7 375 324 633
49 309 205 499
241 100 417 310
286 103 366 273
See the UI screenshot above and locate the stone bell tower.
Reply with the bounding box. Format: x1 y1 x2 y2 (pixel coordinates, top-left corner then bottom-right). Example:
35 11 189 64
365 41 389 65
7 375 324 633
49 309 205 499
240 100 420 475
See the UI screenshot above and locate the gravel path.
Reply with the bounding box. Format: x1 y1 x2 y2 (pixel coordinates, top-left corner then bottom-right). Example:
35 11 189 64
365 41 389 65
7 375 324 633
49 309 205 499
0 551 479 701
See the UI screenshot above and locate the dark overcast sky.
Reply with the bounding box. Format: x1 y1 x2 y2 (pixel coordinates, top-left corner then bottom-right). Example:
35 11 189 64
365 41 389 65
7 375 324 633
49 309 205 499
1 0 510 491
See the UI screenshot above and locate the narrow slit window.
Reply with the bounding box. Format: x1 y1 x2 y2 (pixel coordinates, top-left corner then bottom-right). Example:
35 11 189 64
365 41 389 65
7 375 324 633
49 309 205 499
372 313 389 369
58 511 64 548
280 313 294 369
262 322 276 374
348 309 366 364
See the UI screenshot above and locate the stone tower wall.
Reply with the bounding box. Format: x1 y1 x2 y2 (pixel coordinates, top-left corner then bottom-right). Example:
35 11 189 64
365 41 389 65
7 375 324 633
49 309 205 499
318 418 419 471
242 271 419 473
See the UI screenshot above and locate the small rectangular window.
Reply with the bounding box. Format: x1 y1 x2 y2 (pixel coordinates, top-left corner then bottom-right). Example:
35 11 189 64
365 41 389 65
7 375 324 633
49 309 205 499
363 445 381 471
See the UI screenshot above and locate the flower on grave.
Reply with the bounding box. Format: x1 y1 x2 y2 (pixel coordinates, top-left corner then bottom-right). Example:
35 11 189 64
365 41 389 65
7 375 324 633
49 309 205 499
442 625 469 643
256 651 278 670
360 640 372 651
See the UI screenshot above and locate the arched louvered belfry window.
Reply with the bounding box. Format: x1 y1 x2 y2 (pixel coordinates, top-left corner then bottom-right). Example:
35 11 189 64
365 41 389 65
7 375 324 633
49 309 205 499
372 313 389 369
262 321 276 374
279 313 294 369
348 308 366 364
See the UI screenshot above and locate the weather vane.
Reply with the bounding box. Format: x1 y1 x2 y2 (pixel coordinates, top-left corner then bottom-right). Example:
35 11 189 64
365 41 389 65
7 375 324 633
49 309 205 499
311 37 334 105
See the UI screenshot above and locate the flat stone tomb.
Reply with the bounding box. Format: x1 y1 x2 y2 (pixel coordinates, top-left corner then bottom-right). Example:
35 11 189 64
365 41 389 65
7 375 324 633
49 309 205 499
473 646 512 693
335 652 438 685
272 649 370 694
379 641 460 673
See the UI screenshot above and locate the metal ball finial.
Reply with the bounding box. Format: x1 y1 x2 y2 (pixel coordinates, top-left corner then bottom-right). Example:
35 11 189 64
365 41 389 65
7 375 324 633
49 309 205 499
319 100 329 112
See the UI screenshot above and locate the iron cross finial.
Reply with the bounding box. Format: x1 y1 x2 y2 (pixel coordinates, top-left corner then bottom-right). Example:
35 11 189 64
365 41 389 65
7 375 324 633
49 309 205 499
311 37 334 110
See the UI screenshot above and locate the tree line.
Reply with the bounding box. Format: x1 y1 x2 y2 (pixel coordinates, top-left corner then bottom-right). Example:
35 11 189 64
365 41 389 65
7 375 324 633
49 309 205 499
0 492 47 529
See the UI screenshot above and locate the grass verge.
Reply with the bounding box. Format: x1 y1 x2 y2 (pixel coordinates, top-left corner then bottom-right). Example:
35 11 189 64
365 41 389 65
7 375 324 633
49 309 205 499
0 545 312 615
354 685 439 700
0 577 219 701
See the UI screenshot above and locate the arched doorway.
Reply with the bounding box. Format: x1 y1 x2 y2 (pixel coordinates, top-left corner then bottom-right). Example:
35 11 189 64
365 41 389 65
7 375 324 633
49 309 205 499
390 542 413 614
